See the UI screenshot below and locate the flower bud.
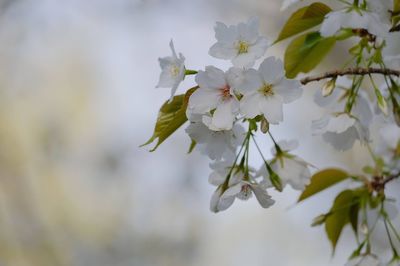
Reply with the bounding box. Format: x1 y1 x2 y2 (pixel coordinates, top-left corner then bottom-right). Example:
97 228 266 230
261 116 269 134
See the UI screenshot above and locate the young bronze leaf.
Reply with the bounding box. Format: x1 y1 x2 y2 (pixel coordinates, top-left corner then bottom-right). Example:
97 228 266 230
325 190 355 252
284 32 336 78
275 2 332 43
141 87 197 151
298 168 349 202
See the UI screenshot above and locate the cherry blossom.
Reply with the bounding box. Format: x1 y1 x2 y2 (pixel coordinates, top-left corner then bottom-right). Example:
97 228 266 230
237 57 302 124
188 66 240 131
209 17 269 68
156 40 185 100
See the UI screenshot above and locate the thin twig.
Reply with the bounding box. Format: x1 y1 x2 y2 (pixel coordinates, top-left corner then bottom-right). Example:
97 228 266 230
300 68 400 85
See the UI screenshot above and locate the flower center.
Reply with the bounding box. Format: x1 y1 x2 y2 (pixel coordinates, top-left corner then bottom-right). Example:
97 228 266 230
219 85 232 101
236 40 249 54
170 65 180 77
258 83 274 97
238 184 252 200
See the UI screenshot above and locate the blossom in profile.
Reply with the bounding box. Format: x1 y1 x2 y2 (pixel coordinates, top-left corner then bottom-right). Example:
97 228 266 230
156 40 186 100
209 17 269 68
258 140 311 191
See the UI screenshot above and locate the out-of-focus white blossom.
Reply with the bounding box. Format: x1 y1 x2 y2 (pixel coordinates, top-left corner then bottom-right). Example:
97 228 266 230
237 57 302 124
375 124 400 171
209 18 269 68
320 8 389 38
185 116 245 161
259 140 311 191
188 66 239 131
312 83 373 151
209 161 274 213
156 40 186 100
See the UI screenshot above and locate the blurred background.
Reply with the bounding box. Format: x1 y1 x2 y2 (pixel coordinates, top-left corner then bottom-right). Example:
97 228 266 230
0 0 398 265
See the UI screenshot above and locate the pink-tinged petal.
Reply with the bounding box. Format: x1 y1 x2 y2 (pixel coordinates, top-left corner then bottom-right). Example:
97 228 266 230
259 95 284 124
195 66 227 90
188 88 220 114
258 57 284 84
274 78 302 104
240 92 261 118
251 185 275 208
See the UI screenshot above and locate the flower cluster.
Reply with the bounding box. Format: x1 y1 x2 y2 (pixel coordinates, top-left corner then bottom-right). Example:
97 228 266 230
148 0 400 264
157 18 311 213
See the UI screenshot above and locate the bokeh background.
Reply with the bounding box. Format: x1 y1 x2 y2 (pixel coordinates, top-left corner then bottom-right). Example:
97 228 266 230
0 0 398 265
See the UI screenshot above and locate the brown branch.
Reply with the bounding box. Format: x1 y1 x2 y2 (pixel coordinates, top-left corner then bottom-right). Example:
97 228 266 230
300 68 400 85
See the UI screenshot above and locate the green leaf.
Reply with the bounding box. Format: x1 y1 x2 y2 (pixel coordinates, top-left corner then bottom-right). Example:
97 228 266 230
325 190 355 252
349 201 360 236
275 2 332 43
284 32 336 78
298 168 349 202
141 87 197 151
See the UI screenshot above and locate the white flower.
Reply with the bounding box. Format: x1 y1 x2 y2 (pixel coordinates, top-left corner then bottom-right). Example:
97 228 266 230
258 140 311 191
312 85 373 151
156 40 185 100
209 17 270 68
281 0 302 10
188 66 239 131
312 113 370 151
345 255 382 266
209 162 274 213
360 201 399 232
237 57 302 124
185 116 245 161
320 8 390 38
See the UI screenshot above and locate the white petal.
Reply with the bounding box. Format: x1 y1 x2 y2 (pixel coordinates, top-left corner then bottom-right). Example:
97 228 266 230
240 92 261 118
195 66 227 90
214 22 238 43
210 99 238 130
326 114 356 134
188 88 220 114
248 37 269 58
237 17 259 44
322 127 358 151
259 95 284 124
251 185 275 208
209 43 237 60
258 57 284 84
274 78 302 103
320 11 344 37
232 52 257 68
